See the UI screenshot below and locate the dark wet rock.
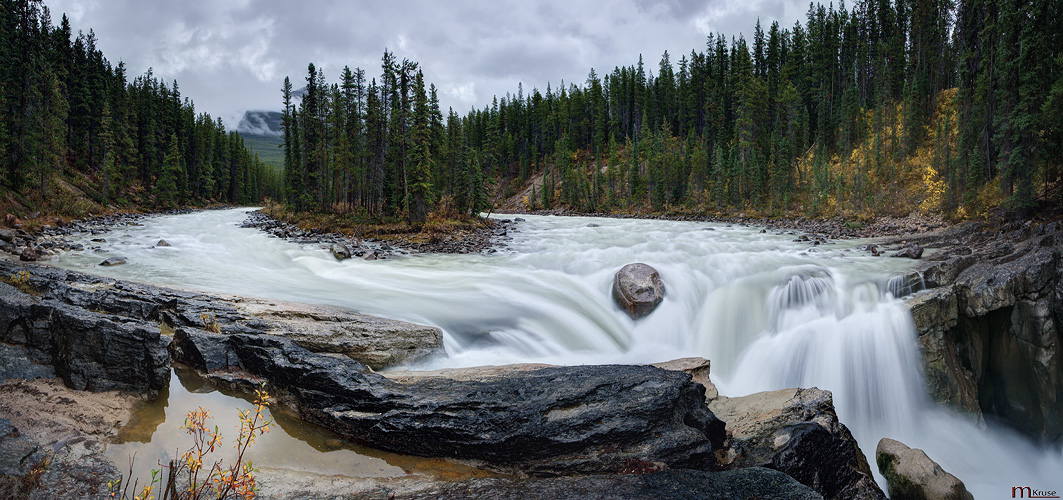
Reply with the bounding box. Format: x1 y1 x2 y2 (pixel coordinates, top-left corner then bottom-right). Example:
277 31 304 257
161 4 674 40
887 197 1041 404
876 438 973 500
402 467 823 500
330 243 351 260
612 263 666 319
893 245 924 259
156 239 171 247
18 246 36 262
708 387 885 500
514 217 525 222
0 276 169 395
173 329 726 475
0 229 14 243
587 223 600 227
99 257 126 266
0 343 55 382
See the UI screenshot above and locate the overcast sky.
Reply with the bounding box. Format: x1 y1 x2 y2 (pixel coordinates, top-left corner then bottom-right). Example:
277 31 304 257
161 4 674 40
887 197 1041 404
46 0 809 130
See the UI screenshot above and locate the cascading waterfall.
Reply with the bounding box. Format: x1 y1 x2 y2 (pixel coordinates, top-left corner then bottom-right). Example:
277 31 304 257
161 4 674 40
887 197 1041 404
54 208 1061 497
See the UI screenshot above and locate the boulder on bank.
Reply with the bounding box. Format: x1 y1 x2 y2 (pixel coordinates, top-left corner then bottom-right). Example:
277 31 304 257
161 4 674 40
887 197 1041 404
612 263 665 319
708 387 885 500
330 243 351 260
173 328 727 475
18 247 37 262
876 438 973 500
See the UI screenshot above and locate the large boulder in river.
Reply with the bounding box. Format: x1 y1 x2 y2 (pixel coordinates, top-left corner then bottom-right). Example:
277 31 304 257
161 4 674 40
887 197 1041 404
876 438 973 500
708 387 885 500
172 328 727 475
612 263 665 319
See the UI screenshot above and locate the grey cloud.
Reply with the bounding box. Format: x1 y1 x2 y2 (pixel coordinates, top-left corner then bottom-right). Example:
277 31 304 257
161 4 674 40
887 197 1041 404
46 0 807 127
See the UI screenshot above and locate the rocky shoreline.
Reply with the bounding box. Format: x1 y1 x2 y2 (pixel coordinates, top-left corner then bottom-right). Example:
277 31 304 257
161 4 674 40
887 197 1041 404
239 209 512 258
497 208 950 240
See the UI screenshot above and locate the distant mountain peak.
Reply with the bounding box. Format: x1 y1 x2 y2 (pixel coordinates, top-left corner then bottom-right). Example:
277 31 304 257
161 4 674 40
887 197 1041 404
237 110 283 138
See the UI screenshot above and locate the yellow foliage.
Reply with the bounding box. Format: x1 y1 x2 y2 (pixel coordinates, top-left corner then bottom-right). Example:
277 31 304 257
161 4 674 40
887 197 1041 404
919 164 947 213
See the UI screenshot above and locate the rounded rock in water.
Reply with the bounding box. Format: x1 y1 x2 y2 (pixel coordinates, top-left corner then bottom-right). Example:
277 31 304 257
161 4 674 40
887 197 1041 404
612 263 665 319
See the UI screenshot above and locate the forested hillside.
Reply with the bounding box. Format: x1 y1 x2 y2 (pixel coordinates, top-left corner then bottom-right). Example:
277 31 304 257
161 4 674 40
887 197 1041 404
0 0 280 218
280 0 1062 223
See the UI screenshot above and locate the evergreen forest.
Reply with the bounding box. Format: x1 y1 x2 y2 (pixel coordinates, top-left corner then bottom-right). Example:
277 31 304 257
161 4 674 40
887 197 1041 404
280 0 1062 223
0 0 281 217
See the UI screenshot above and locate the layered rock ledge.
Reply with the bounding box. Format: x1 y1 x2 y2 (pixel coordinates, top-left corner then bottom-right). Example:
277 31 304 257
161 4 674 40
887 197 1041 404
899 219 1063 446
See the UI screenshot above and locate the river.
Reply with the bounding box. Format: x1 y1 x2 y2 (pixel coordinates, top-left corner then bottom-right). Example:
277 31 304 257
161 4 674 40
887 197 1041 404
53 207 1061 497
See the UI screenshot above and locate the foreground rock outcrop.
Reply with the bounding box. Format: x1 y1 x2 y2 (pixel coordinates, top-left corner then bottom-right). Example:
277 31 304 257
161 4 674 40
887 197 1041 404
0 259 444 371
902 219 1063 446
876 438 973 500
173 328 726 475
612 263 666 319
398 467 823 500
709 387 885 500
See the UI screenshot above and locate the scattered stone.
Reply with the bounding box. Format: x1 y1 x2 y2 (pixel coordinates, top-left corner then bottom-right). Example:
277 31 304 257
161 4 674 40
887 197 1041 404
893 245 924 259
330 243 351 260
156 239 171 247
876 438 973 500
0 229 13 242
99 257 126 266
514 217 526 222
587 223 600 227
612 263 666 319
18 247 37 262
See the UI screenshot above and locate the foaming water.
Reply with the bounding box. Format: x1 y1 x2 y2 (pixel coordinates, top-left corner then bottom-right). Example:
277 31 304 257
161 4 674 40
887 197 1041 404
55 208 1061 496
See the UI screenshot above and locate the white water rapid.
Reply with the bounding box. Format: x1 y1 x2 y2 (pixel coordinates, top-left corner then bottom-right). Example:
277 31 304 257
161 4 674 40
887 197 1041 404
53 208 1061 497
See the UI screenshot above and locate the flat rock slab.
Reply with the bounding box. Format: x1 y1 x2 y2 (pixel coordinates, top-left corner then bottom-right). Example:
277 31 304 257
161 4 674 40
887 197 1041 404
173 329 726 476
0 259 444 371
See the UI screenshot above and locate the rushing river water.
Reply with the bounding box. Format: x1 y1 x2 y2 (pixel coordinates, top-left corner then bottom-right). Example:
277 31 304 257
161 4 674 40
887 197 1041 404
54 207 1061 497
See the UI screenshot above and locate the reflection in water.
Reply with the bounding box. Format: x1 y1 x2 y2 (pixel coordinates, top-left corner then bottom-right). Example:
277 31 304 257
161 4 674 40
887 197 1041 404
108 366 493 488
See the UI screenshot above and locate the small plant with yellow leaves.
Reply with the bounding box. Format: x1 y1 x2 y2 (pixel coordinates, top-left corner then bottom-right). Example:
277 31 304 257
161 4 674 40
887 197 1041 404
200 313 221 333
5 270 34 294
109 386 274 500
